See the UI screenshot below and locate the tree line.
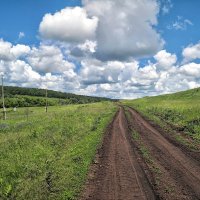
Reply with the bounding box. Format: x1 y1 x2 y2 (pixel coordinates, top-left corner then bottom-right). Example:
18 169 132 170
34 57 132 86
0 86 111 108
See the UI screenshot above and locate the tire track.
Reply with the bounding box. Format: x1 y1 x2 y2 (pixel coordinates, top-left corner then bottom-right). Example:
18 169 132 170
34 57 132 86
128 107 200 199
81 107 156 200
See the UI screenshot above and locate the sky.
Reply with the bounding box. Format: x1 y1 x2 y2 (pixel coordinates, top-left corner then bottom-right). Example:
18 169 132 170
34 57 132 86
0 0 200 99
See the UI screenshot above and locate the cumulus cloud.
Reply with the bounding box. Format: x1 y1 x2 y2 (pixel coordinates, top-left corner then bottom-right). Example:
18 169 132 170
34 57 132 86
0 34 200 99
182 43 200 62
70 40 97 58
39 0 163 61
80 59 125 85
83 0 163 61
0 39 30 61
1 1 200 100
180 62 200 77
9 60 40 83
39 7 98 43
0 39 13 61
154 50 177 70
77 48 200 99
11 44 30 58
27 44 75 73
0 39 78 93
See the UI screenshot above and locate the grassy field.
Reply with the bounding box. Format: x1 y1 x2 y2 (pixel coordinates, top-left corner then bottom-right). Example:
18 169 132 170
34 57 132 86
0 102 117 200
122 88 200 143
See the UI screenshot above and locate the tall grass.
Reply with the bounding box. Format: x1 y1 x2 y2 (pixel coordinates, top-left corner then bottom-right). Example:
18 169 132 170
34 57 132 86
122 88 200 142
0 102 117 200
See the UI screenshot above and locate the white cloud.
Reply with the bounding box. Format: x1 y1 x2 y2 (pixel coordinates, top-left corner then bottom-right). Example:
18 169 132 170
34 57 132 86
39 0 163 61
27 44 75 73
161 0 173 15
77 47 200 99
154 50 177 70
18 32 25 39
0 39 30 61
179 62 200 77
1 25 200 99
167 16 193 31
0 39 78 93
78 40 97 53
9 60 41 83
0 39 13 61
83 0 163 61
39 7 98 43
182 43 200 62
11 44 30 58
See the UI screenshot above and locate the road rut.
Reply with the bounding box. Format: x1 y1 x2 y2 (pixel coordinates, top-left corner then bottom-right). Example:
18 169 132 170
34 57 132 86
128 107 200 199
81 107 156 200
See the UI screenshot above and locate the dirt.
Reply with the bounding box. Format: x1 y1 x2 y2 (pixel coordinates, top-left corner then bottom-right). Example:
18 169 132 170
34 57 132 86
80 107 156 200
80 106 200 200
127 107 200 199
128 107 200 162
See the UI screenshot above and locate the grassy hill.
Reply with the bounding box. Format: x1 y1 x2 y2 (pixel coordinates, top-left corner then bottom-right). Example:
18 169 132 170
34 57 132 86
0 102 117 199
122 87 200 142
144 87 200 100
0 86 110 108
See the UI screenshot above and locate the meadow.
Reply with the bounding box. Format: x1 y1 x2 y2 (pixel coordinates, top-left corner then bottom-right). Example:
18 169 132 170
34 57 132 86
0 102 117 200
122 88 200 143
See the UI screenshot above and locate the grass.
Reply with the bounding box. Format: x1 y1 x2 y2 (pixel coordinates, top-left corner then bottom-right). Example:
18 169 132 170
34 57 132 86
122 87 200 144
0 102 117 200
132 130 140 141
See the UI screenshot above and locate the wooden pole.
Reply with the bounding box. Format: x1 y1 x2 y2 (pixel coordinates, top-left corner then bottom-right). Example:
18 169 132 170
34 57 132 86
45 88 48 113
2 75 6 120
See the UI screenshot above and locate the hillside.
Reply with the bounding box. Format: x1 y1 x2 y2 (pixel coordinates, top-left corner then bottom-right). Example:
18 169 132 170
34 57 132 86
0 86 110 108
144 87 200 101
122 87 200 142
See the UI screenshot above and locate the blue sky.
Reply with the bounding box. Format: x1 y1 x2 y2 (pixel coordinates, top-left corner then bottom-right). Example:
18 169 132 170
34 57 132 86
0 0 81 45
158 0 200 56
0 0 200 99
0 0 198 56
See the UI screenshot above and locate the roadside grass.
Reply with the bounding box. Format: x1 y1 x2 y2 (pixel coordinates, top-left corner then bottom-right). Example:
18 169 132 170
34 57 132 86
124 109 177 197
0 102 117 200
139 145 153 164
122 88 200 147
130 128 162 178
132 130 140 141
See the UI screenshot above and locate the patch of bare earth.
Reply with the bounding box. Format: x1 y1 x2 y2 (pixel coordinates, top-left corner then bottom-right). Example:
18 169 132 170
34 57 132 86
80 107 156 200
127 108 200 200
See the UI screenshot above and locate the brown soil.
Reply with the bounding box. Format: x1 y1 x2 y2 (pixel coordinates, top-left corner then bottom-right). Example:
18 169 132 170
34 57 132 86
80 107 200 200
80 107 156 200
128 107 200 162
127 107 200 200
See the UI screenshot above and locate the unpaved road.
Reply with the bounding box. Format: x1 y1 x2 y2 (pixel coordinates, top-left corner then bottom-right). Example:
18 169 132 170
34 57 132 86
127 107 200 199
81 106 200 200
81 107 156 200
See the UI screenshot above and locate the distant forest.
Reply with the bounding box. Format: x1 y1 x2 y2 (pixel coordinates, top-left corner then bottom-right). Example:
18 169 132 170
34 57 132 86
0 86 110 108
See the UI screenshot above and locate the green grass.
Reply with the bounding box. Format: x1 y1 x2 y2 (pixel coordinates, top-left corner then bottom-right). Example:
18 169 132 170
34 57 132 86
0 102 117 200
132 130 140 141
122 88 200 143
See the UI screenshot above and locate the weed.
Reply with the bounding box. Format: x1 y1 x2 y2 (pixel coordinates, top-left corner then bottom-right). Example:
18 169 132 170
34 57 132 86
132 130 140 140
0 102 117 199
122 88 200 146
139 145 153 164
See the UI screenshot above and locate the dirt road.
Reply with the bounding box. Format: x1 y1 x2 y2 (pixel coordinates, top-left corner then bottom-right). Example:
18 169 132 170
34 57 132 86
128 107 200 199
80 106 200 200
81 107 156 200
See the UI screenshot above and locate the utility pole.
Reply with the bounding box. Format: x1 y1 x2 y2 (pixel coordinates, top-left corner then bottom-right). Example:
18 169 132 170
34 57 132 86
1 75 6 120
45 88 48 113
